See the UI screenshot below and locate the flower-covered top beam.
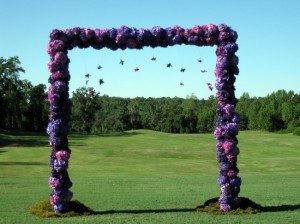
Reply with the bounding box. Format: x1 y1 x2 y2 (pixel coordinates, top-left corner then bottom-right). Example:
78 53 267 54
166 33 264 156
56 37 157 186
47 24 240 213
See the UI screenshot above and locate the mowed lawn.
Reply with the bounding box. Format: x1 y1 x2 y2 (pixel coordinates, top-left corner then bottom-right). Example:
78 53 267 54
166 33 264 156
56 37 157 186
0 129 299 224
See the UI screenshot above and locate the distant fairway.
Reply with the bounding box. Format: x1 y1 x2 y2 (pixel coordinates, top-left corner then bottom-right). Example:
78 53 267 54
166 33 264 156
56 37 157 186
0 129 299 223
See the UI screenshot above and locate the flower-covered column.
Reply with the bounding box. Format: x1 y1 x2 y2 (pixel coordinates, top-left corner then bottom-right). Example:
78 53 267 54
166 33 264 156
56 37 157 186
47 36 73 213
214 25 241 211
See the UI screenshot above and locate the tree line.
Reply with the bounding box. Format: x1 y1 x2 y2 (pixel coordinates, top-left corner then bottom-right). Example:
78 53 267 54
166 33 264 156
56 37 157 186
1 56 300 135
71 88 300 135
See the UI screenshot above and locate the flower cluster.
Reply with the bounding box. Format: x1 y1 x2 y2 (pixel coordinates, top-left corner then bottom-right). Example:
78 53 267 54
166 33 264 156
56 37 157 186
47 24 240 213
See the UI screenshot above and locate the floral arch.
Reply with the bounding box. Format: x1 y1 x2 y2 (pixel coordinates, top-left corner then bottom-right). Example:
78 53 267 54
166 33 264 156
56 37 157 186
47 24 241 213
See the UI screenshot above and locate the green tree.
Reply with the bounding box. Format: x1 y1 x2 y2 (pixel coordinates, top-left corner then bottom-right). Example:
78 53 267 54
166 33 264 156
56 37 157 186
181 95 200 133
71 87 100 133
236 93 252 130
26 84 48 131
0 56 25 129
197 95 217 133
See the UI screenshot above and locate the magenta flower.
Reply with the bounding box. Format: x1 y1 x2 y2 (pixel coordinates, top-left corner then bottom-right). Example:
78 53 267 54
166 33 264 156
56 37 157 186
55 150 70 161
49 177 60 189
47 40 66 57
54 52 68 64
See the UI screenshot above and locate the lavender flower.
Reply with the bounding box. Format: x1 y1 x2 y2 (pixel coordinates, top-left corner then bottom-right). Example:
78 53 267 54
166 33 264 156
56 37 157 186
214 127 223 139
219 203 231 211
217 174 228 185
54 159 68 172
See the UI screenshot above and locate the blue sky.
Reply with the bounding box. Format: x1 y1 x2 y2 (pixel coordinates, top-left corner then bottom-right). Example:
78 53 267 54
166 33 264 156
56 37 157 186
1 0 299 99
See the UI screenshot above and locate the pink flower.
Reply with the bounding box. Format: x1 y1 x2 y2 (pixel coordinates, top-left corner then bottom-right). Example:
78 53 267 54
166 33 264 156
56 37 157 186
50 194 62 205
227 169 237 178
222 140 235 154
49 177 60 189
55 150 70 161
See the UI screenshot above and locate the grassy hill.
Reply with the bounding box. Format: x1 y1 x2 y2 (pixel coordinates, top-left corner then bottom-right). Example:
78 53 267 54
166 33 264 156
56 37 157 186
0 129 299 223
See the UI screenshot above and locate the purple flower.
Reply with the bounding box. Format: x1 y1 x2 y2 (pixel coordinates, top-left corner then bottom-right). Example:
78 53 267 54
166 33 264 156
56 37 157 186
216 56 230 68
230 55 239 67
151 26 165 38
223 104 235 116
108 28 118 40
54 52 68 64
218 24 229 32
47 40 66 57
205 37 217 46
214 127 223 139
230 176 242 187
232 113 240 124
224 123 239 136
48 93 60 105
84 28 95 40
206 24 219 37
217 174 228 185
47 61 61 73
216 116 227 127
220 163 231 172
220 203 231 211
216 141 223 151
94 28 106 43
215 78 226 90
219 193 233 204
214 67 227 78
49 71 70 83
191 25 204 35
54 159 68 172
216 151 227 163
126 38 137 49
53 81 67 93
166 27 176 39
216 90 230 102
50 29 69 42
221 183 231 194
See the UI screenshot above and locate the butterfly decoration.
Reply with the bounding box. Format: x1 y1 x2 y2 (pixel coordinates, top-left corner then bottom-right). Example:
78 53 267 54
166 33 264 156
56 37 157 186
198 59 202 63
166 63 172 68
119 59 124 65
151 57 156 61
180 68 186 72
97 65 102 70
85 73 90 78
134 67 139 72
85 80 89 85
180 81 184 86
99 79 104 85
201 69 207 73
206 83 213 91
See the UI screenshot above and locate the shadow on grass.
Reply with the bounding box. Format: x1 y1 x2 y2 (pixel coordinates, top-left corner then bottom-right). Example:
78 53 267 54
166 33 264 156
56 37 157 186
31 199 300 218
263 204 300 212
0 162 46 166
0 129 48 148
93 208 195 215
95 131 142 138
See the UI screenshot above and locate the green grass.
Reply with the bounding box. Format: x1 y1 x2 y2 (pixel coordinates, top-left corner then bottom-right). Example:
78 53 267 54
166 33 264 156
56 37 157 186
0 129 299 223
